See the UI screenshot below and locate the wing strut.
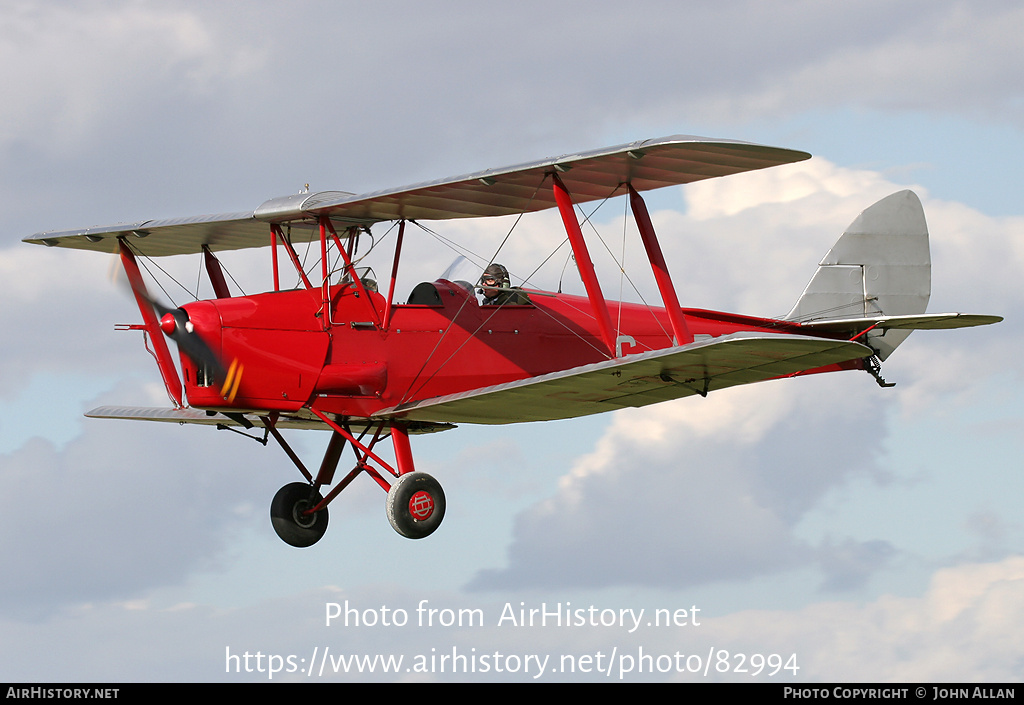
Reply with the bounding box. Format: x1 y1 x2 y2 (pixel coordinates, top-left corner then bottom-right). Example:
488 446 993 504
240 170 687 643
118 240 184 408
272 223 314 291
383 220 406 330
202 245 231 299
320 216 381 328
270 224 281 291
552 173 617 358
628 185 693 346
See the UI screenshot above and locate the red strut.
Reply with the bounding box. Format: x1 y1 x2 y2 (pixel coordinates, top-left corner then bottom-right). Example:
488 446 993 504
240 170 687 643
118 240 183 407
628 185 693 346
551 174 617 358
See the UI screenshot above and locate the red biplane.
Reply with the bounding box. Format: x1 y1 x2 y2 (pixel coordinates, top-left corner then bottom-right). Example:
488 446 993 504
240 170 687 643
25 136 1001 547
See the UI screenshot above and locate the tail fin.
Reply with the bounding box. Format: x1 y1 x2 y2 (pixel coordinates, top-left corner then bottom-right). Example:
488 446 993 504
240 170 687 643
785 190 930 360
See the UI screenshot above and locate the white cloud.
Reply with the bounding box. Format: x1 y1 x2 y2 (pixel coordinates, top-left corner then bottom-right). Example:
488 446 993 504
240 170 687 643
684 158 904 221
467 375 890 591
2 555 1022 681
0 416 276 613
731 555 1024 681
0 245 137 398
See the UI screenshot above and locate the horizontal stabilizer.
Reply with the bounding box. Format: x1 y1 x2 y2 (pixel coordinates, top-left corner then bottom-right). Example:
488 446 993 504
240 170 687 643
376 333 872 425
799 313 1003 334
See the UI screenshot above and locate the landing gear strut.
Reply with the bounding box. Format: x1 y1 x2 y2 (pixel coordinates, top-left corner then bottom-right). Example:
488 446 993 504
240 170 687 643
864 355 896 388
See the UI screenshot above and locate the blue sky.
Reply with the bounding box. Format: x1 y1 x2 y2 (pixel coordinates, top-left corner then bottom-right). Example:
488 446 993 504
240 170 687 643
1 1 1022 682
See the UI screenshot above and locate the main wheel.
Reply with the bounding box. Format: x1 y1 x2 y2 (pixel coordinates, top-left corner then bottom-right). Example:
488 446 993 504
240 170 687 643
386 472 445 539
271 482 329 547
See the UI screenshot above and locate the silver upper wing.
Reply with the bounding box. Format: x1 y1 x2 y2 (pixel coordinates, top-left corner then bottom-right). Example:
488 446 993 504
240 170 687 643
24 135 810 257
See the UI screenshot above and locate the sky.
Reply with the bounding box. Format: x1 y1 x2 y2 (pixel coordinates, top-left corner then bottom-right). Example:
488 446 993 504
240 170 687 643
1 0 1022 683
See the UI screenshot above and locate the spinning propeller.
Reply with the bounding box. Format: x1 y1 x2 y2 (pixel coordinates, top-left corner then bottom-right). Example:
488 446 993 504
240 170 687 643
144 290 244 403
152 299 226 381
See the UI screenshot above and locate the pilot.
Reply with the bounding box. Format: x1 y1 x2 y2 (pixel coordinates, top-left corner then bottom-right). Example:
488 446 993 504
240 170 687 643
479 263 530 306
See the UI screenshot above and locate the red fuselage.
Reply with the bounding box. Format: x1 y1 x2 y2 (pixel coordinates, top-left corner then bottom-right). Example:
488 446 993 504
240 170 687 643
178 279 830 419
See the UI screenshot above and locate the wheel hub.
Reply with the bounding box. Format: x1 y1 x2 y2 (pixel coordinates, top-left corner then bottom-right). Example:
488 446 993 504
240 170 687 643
408 490 434 521
292 500 318 528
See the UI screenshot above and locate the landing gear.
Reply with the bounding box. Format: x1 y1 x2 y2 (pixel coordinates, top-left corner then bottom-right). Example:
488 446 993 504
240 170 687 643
262 415 446 545
386 472 446 539
270 482 329 547
864 355 896 388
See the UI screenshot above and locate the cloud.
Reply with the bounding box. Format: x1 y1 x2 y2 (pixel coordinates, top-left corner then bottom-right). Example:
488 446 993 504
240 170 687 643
0 398 277 615
694 555 1024 682
655 3 1024 126
6 2 1021 213
684 158 907 221
815 537 898 592
0 2 264 154
0 245 139 398
467 375 890 591
2 554 1022 681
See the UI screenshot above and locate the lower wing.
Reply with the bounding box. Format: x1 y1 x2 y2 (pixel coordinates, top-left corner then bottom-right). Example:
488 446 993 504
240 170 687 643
375 332 873 425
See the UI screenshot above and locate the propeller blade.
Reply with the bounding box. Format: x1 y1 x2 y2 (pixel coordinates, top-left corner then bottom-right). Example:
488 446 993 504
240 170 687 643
155 306 227 382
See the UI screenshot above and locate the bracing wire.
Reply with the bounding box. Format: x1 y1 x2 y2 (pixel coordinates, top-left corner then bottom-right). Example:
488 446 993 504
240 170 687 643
128 242 198 305
577 187 672 343
194 258 203 300
399 177 549 403
411 220 490 269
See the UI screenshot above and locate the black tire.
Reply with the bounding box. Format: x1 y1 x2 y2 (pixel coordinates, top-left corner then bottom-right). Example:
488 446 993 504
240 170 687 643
270 482 329 547
385 472 445 539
